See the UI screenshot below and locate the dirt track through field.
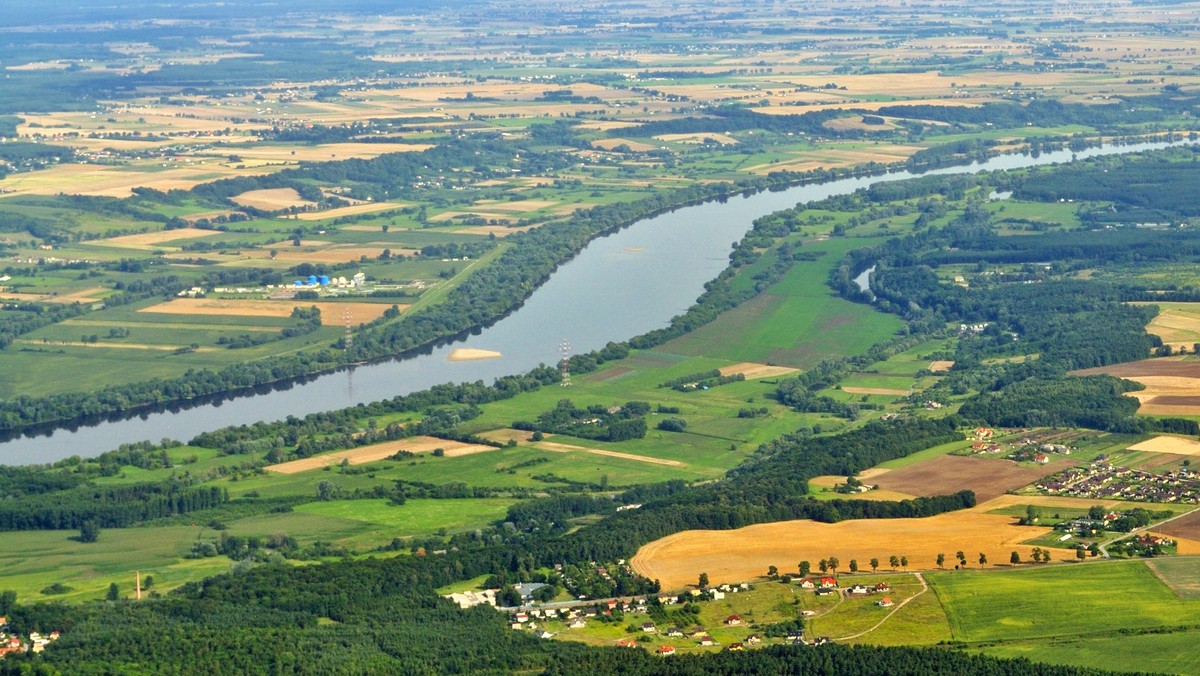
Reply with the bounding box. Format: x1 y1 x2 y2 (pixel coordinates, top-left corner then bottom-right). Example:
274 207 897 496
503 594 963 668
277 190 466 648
534 441 685 467
833 573 927 642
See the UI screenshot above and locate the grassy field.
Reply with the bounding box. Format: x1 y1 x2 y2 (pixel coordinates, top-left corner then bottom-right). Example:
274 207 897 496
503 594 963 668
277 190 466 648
661 238 904 368
0 526 231 603
978 630 1200 675
1147 557 1200 600
295 498 518 541
929 560 1200 643
807 573 950 644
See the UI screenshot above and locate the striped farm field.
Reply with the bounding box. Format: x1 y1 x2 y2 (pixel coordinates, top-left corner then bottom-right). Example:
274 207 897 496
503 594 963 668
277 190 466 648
98 227 221 248
138 298 404 324
265 437 495 474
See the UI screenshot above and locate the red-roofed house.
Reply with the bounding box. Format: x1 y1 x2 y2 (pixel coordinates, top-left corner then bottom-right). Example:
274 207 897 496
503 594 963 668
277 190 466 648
616 638 638 648
657 645 676 656
878 597 894 607
725 614 742 626
874 583 890 592
798 578 816 589
820 577 838 588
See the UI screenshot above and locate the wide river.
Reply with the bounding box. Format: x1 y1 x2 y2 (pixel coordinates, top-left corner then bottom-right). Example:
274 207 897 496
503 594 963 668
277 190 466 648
1 140 1189 464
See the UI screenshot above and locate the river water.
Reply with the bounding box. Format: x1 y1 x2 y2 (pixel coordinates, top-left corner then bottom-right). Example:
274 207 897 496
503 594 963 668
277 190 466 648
2 139 1190 464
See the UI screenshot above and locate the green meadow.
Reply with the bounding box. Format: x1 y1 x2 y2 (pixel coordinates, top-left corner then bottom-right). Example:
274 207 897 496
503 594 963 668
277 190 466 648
978 630 1200 675
929 560 1200 643
661 237 905 368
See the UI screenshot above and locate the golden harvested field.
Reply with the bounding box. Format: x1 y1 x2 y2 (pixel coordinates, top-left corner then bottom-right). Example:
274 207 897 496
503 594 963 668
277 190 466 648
575 120 642 132
655 133 739 145
744 145 921 174
231 188 315 210
829 70 1068 97
0 287 106 304
181 210 239 223
6 60 71 71
1165 536 1200 555
1144 306 1200 349
204 142 430 163
454 224 537 237
293 202 407 221
429 211 512 223
929 360 955 372
265 436 494 474
534 441 685 467
631 499 1071 589
591 138 659 152
1127 436 1200 457
1075 357 1200 415
841 386 910 396
471 199 558 213
476 428 538 444
15 339 213 352
239 245 417 264
0 162 277 198
139 298 402 324
98 228 221 248
755 98 987 116
824 116 899 132
1124 376 1200 415
341 224 396 232
717 362 799 379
